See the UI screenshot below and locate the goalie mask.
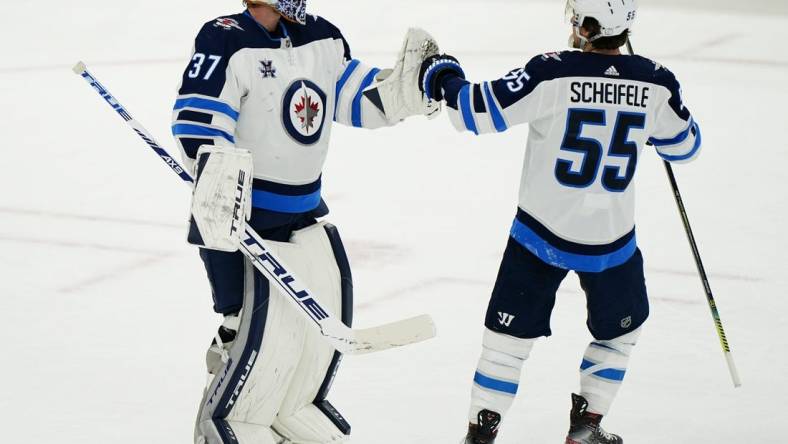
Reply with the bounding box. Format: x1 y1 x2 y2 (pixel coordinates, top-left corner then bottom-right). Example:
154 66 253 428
246 0 307 25
565 0 637 49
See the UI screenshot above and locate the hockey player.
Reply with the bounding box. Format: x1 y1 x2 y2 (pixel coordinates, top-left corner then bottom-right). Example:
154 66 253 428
172 1 438 443
419 0 701 443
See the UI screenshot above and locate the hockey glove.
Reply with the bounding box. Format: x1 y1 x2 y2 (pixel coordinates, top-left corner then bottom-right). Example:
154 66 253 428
419 54 465 102
363 28 442 122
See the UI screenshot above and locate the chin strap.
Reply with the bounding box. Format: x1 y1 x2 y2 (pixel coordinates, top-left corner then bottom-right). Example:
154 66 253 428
571 26 606 50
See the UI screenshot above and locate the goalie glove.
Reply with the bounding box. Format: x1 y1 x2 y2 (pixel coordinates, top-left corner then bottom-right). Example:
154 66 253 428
187 145 253 252
363 27 442 123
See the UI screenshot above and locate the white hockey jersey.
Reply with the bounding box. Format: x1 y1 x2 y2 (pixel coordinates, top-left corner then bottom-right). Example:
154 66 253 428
441 51 702 272
173 12 391 229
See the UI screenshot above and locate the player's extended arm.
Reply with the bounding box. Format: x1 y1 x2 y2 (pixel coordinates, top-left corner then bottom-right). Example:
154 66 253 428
648 70 702 164
420 54 544 135
335 28 441 129
172 22 244 171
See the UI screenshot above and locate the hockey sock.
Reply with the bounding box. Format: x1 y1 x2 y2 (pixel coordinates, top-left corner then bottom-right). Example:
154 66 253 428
579 327 642 415
468 328 536 423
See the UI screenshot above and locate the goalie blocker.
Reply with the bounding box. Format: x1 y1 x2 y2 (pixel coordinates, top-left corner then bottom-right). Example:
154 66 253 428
188 145 253 252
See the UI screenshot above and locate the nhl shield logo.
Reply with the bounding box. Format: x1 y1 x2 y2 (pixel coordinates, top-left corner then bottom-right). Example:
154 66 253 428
621 316 632 329
282 79 327 146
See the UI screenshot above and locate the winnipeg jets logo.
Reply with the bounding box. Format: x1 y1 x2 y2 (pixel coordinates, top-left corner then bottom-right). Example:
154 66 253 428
498 312 516 327
294 94 320 132
214 18 244 31
282 79 327 146
259 60 276 78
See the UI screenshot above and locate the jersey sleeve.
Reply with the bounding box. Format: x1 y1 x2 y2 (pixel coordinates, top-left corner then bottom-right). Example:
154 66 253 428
648 67 702 164
440 55 548 135
172 22 245 170
330 31 392 129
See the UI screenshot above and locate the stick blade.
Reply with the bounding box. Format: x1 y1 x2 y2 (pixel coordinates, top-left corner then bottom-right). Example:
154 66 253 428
328 314 437 355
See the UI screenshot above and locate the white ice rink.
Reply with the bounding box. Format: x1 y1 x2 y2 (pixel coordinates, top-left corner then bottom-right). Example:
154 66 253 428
1 0 786 442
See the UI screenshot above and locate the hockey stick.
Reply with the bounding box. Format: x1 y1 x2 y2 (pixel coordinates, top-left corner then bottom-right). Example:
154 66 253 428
73 61 436 355
626 41 741 388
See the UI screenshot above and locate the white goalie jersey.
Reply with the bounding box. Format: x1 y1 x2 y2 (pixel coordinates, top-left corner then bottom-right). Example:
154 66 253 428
173 12 392 223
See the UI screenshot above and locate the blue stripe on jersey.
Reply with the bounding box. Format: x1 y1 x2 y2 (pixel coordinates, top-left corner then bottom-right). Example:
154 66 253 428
658 122 702 162
251 189 322 213
351 68 381 128
581 359 626 382
459 84 479 135
473 372 519 395
335 59 360 120
648 119 694 147
174 97 240 121
483 82 507 133
510 211 636 273
250 176 322 213
172 124 235 143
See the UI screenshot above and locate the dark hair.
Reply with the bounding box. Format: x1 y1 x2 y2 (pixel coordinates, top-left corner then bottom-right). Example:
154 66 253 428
582 17 629 50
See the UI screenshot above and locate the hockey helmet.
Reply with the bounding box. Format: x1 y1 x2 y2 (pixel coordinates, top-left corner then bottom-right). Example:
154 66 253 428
565 0 637 48
246 0 307 25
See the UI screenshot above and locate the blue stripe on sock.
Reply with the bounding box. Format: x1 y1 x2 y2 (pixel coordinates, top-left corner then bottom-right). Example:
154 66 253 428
580 359 626 382
473 371 518 395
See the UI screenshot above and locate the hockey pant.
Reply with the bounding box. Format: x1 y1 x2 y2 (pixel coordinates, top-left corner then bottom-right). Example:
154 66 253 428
195 222 352 444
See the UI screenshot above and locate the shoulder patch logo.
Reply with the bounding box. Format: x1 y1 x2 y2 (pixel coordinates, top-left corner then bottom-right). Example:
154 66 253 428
604 65 620 77
260 60 277 79
214 18 244 31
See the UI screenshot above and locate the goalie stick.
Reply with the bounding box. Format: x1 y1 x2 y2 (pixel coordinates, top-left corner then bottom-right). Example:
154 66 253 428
73 61 436 355
626 41 741 388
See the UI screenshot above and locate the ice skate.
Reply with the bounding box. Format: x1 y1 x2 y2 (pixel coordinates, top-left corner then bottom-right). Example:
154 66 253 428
565 394 622 444
463 409 501 444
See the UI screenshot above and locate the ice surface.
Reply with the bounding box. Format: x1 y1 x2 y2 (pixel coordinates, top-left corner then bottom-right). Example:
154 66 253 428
1 0 786 442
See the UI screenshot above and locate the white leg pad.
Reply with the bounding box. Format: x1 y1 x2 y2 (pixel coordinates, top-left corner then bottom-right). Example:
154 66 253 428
276 225 345 417
274 404 349 443
195 222 350 443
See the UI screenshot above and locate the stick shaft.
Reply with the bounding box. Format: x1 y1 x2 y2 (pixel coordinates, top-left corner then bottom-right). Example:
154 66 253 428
625 42 741 387
73 62 435 354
